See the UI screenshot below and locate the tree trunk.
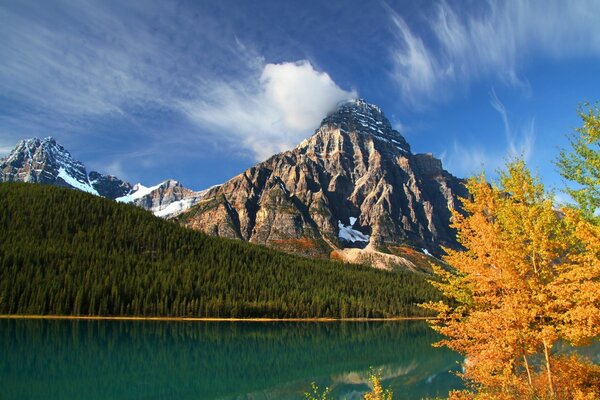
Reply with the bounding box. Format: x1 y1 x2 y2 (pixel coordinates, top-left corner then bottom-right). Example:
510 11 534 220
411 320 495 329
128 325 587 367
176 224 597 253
543 339 555 397
523 354 533 387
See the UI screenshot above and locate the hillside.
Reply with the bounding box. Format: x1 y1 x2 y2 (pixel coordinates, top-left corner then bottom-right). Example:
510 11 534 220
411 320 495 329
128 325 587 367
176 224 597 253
0 183 439 318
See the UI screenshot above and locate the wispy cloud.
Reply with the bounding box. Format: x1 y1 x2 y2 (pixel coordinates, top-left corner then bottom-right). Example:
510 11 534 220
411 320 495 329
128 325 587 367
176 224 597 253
388 9 447 106
0 1 355 163
489 89 535 161
440 91 536 178
388 0 600 105
440 141 495 178
179 60 356 160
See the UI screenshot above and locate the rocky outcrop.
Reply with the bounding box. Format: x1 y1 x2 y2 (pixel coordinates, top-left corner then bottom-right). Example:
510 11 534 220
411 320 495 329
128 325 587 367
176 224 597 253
89 171 133 199
179 99 468 258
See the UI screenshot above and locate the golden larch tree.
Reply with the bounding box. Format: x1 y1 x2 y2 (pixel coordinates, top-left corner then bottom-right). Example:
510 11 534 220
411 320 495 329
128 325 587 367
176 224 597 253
423 160 600 400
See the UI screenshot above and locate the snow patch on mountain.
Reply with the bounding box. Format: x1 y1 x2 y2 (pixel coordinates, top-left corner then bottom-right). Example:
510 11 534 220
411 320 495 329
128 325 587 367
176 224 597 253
338 219 369 243
154 197 197 218
115 182 163 203
57 167 99 195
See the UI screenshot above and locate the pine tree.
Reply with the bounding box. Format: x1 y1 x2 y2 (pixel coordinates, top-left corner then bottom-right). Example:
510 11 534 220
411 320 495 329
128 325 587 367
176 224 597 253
556 103 600 223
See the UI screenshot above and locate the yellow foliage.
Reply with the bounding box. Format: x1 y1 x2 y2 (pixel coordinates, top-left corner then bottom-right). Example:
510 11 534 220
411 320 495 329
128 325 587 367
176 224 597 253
426 159 600 399
363 369 393 400
304 382 332 400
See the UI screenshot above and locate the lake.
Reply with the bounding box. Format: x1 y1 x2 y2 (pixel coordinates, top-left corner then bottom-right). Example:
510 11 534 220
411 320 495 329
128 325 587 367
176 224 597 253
0 319 463 399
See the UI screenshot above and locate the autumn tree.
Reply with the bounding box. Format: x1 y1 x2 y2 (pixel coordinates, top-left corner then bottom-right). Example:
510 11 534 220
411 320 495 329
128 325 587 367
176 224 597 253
304 369 393 400
363 369 393 400
424 160 600 400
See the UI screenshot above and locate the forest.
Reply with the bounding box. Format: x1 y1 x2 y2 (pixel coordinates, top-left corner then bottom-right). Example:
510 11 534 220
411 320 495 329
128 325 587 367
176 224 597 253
0 182 439 318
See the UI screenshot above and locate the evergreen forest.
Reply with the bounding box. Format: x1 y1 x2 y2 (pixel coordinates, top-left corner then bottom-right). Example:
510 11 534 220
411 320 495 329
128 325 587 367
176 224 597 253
0 182 439 318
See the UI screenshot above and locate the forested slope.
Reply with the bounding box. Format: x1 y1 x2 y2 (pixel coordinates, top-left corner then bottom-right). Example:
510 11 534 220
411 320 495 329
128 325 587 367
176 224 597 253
0 183 439 318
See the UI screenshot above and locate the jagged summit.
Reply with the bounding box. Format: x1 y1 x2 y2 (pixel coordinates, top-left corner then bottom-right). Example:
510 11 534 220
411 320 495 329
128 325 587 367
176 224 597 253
298 98 411 154
7 137 73 167
324 99 387 128
1 136 101 195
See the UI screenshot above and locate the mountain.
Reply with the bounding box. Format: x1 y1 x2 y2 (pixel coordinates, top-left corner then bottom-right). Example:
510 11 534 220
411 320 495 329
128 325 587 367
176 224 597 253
116 179 217 218
1 99 467 270
0 137 207 217
179 99 468 266
0 182 439 318
0 137 132 198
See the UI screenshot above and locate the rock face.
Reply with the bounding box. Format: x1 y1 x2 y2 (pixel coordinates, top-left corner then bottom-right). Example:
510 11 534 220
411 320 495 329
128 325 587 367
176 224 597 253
0 137 131 198
0 137 208 217
180 99 468 258
89 171 134 199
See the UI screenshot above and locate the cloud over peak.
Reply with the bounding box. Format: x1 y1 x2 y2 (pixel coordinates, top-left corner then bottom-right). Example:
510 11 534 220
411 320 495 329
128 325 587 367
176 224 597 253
180 60 356 160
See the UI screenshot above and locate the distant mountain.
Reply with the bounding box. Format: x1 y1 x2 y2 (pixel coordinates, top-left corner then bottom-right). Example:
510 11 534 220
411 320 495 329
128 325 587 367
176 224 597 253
0 137 132 198
0 137 208 218
116 179 218 218
179 99 468 266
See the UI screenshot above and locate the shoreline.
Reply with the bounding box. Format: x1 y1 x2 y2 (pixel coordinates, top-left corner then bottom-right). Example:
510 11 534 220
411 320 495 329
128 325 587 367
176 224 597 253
0 314 435 322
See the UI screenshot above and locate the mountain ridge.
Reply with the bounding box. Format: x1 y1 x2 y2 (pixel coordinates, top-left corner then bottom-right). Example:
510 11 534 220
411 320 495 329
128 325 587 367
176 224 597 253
0 137 208 218
0 182 438 317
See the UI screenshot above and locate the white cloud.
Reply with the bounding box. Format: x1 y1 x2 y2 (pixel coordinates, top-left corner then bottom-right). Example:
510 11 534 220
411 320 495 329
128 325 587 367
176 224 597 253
179 60 356 160
389 0 600 105
261 62 355 132
0 2 355 162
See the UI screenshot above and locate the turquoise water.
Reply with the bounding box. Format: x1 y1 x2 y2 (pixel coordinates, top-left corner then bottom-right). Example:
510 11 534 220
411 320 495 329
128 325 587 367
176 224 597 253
0 319 462 399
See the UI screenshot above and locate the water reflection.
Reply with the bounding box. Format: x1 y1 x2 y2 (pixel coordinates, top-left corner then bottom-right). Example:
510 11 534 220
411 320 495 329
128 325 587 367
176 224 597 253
0 319 463 400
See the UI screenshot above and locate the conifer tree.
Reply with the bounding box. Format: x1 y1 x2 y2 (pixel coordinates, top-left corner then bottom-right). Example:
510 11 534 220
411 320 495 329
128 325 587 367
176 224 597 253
556 103 600 223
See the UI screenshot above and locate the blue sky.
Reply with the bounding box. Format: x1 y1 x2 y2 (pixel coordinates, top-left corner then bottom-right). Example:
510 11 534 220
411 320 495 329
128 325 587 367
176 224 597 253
1 0 599 198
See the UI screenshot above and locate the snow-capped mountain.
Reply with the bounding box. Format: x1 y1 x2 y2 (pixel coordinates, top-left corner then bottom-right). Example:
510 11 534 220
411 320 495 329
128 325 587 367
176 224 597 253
0 137 209 218
0 137 132 198
1 99 468 270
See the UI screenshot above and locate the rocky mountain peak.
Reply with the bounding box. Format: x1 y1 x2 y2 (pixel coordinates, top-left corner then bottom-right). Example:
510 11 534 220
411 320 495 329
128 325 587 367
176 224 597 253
7 136 71 167
2 136 95 192
297 98 411 155
180 99 468 268
326 99 386 126
2 136 130 198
